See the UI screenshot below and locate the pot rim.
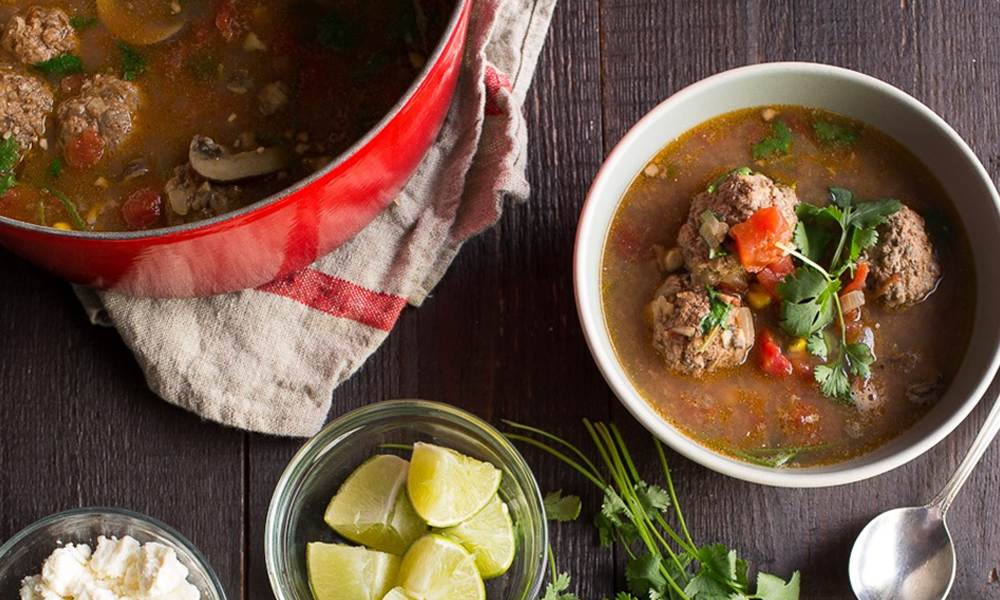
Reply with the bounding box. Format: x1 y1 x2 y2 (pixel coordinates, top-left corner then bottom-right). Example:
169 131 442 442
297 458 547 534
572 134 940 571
0 0 472 242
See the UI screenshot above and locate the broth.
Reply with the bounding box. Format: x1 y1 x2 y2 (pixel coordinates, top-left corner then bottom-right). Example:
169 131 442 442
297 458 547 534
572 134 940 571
601 106 975 467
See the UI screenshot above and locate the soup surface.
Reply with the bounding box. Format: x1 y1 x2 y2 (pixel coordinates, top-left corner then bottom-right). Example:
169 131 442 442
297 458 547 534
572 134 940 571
0 0 454 231
602 106 975 467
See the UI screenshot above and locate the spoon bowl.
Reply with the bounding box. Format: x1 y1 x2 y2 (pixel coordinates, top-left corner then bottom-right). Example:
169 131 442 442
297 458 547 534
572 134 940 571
849 506 955 600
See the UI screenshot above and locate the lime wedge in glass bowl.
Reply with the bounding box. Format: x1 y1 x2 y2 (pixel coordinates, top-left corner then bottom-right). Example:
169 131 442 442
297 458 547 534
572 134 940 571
397 534 485 600
323 455 426 555
439 494 516 579
407 443 502 528
306 542 399 600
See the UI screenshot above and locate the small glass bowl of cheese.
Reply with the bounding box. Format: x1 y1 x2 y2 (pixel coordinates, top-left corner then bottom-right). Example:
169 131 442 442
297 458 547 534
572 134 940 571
0 508 227 600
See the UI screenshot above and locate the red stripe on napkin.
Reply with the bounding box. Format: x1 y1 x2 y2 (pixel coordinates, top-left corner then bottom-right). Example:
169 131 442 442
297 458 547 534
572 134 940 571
257 269 407 331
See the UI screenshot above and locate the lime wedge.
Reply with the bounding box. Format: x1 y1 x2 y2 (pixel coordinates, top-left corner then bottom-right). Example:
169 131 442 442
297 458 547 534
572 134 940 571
324 455 427 554
439 495 516 578
397 535 485 600
306 543 399 600
407 443 502 528
380 587 415 600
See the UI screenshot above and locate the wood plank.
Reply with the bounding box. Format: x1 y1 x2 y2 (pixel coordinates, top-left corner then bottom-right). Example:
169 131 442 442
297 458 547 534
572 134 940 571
0 252 246 598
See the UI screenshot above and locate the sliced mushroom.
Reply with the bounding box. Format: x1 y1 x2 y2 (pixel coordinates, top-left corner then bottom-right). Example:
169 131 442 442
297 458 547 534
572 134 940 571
121 158 150 182
188 136 288 182
97 0 188 45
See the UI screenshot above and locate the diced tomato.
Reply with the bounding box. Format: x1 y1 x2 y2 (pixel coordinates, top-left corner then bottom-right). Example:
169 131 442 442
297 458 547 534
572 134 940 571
758 329 793 378
756 255 795 299
215 0 240 41
791 356 814 380
842 261 869 295
121 187 162 230
64 129 105 169
729 207 793 273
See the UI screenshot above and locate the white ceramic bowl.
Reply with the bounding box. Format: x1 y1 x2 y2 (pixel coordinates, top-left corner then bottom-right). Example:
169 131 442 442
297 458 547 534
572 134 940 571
574 62 1000 487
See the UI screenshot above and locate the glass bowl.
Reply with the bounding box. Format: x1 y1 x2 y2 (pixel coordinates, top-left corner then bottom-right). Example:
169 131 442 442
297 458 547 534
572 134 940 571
265 400 548 600
0 507 227 600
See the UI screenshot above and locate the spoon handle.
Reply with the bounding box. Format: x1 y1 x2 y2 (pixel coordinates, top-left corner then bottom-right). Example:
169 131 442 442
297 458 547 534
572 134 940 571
929 390 1000 515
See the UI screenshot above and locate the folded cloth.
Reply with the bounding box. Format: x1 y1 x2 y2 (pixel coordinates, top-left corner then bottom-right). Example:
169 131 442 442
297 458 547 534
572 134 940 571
74 0 557 437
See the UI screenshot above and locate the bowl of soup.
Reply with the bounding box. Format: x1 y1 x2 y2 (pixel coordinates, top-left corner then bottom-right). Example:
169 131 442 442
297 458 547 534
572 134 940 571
0 0 471 296
574 62 1000 487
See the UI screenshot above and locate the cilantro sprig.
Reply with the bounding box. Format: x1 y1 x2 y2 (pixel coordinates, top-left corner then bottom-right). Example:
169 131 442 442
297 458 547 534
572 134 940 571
813 120 860 145
506 420 801 600
32 54 83 76
775 187 902 400
753 120 792 160
118 42 146 81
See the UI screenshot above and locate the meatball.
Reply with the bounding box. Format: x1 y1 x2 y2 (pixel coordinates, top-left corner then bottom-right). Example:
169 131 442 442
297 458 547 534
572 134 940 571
867 205 941 308
0 71 53 150
1 6 77 65
677 172 798 287
163 163 242 225
648 274 753 377
56 75 140 155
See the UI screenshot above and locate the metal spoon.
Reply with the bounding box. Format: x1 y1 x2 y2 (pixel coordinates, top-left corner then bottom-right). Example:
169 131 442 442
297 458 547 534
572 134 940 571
849 393 1000 600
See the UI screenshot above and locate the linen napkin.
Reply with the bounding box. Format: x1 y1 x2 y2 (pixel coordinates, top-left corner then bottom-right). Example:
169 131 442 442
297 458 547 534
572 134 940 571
75 0 557 437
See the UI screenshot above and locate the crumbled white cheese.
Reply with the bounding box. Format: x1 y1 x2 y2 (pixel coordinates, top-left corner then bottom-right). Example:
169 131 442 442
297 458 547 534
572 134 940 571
20 536 201 600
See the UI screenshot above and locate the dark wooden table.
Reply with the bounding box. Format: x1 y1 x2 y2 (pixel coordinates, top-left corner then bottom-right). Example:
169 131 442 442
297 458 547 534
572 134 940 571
3 1 1000 598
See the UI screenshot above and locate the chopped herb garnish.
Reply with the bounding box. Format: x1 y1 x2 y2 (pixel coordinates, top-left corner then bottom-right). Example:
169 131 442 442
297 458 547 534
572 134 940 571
0 137 19 196
776 186 902 401
69 15 98 31
32 54 83 76
699 285 732 335
46 157 63 179
813 120 860 145
118 42 146 81
505 420 802 600
705 166 755 194
316 8 356 52
753 120 793 160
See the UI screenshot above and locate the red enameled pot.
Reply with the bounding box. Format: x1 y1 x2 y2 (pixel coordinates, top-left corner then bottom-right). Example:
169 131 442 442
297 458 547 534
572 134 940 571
0 0 473 297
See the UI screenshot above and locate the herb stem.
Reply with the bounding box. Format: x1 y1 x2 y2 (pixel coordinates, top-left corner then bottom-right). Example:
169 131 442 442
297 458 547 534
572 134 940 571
829 206 853 271
776 241 830 278
656 439 696 551
42 185 84 230
503 433 605 489
503 420 607 487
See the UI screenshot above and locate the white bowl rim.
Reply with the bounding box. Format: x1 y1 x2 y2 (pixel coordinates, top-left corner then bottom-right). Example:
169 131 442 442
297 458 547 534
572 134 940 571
573 61 1000 488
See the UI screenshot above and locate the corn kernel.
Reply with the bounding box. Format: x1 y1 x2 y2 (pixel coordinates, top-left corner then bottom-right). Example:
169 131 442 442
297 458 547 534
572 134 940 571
747 287 772 310
788 338 807 354
52 221 72 230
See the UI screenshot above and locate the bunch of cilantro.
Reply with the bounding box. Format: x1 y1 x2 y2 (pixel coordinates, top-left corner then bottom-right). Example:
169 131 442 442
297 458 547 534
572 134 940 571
506 421 801 600
774 187 901 401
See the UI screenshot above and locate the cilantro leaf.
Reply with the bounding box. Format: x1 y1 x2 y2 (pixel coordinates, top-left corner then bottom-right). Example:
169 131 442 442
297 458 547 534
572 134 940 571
815 361 850 400
69 15 98 31
612 594 639 600
846 198 904 229
0 137 19 196
46 157 63 179
544 490 582 522
806 332 828 361
845 342 874 378
119 42 146 81
813 120 859 145
634 481 671 515
542 572 580 600
625 553 668 600
755 571 801 600
32 54 83 76
829 186 854 208
847 227 878 264
595 488 638 547
699 286 733 335
753 120 792 160
706 167 755 193
775 267 838 338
